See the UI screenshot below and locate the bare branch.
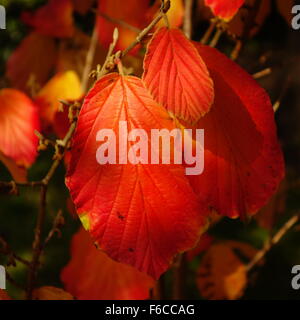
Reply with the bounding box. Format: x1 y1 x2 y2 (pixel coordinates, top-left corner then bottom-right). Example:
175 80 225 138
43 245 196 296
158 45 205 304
81 23 99 93
183 0 193 39
246 214 299 272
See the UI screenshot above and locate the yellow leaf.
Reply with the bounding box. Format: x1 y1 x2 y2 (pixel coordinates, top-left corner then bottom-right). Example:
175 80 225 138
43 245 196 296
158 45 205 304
35 71 82 125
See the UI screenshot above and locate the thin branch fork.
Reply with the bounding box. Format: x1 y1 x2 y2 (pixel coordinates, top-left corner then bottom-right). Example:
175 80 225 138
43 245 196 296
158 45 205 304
0 236 30 267
95 0 171 79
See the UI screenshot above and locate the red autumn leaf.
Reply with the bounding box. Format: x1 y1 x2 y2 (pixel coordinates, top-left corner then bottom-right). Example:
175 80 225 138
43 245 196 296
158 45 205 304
143 27 214 125
187 44 284 218
21 0 75 38
61 228 155 299
97 0 149 52
204 0 245 21
6 32 57 93
0 89 40 168
66 73 206 279
0 289 11 300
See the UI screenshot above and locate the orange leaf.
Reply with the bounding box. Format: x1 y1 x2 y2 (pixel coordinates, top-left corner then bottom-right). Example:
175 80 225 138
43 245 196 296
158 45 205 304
97 0 149 51
0 289 11 300
61 228 155 299
66 74 206 279
187 44 285 218
21 0 75 38
6 32 57 93
32 286 74 300
35 71 82 125
143 27 214 124
204 0 245 21
0 89 40 168
197 241 257 300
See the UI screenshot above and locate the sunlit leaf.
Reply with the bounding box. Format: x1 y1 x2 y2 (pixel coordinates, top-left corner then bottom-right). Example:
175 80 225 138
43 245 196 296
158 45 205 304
66 73 206 279
143 27 214 124
0 89 40 167
204 0 245 21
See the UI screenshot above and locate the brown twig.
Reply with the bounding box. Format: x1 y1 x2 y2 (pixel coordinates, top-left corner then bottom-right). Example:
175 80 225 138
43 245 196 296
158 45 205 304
172 254 186 299
246 214 299 272
151 277 165 300
26 184 47 299
231 40 243 61
94 0 170 79
201 19 217 44
97 28 119 80
42 210 65 250
209 28 223 47
0 236 31 267
25 103 81 299
122 1 170 57
81 22 99 93
97 11 141 33
273 76 291 113
183 0 193 39
253 67 272 80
